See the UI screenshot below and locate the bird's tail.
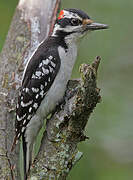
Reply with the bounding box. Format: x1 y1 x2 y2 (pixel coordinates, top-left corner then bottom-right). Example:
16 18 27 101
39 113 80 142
22 134 33 180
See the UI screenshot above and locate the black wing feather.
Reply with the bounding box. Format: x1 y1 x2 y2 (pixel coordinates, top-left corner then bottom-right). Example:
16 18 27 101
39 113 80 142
11 42 60 151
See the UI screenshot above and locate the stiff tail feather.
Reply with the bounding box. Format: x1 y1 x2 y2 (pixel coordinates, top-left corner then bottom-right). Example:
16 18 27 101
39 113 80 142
22 134 33 180
22 134 28 180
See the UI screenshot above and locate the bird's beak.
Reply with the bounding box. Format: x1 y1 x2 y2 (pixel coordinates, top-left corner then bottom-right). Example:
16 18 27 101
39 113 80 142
87 22 109 30
83 19 108 31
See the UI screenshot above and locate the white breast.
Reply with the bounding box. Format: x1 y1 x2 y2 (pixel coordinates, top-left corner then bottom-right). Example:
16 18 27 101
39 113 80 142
25 42 78 157
36 42 77 120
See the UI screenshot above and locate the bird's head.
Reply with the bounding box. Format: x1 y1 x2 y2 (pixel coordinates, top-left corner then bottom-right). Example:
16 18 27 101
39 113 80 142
52 8 108 42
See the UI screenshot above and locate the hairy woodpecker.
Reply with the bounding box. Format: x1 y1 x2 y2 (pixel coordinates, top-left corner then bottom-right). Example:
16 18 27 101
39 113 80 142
11 8 108 179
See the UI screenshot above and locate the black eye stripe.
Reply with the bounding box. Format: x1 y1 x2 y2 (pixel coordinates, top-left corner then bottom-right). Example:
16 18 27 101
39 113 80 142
58 18 70 27
58 18 82 27
71 18 82 26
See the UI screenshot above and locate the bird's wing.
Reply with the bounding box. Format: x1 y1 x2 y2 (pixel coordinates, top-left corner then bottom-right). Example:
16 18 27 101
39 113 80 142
11 46 60 151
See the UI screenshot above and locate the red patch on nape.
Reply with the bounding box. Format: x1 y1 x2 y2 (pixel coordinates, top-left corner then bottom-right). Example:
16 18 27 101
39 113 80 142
58 10 64 20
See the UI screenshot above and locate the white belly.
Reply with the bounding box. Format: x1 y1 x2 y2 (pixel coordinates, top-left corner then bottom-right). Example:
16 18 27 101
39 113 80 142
25 43 77 162
36 43 77 120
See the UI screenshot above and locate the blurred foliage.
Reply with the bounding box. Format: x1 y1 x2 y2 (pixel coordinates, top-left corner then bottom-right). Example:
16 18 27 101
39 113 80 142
1 0 133 179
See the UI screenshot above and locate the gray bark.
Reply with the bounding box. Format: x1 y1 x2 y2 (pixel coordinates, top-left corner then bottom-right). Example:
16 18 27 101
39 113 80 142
0 0 61 179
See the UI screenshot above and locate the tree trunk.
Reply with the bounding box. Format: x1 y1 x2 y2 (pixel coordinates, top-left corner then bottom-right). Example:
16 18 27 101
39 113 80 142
0 1 101 180
0 0 61 179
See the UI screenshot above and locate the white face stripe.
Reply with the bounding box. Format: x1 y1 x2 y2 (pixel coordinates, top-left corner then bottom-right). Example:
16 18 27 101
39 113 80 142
52 23 82 37
52 24 82 37
52 24 62 36
63 10 82 21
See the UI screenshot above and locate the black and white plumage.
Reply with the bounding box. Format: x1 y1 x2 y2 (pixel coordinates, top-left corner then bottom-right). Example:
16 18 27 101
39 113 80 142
15 39 61 142
11 8 108 179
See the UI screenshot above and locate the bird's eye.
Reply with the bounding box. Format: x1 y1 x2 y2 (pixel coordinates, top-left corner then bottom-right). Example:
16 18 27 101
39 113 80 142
71 19 80 26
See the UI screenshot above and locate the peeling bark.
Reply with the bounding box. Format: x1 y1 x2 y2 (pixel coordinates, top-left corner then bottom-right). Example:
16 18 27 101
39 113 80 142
0 0 61 179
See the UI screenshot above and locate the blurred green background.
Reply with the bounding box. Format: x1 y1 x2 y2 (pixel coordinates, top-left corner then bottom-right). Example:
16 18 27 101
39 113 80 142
1 0 133 179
